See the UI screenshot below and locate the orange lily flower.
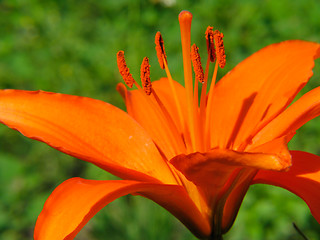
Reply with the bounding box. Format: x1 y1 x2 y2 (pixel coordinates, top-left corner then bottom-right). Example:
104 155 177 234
0 10 320 240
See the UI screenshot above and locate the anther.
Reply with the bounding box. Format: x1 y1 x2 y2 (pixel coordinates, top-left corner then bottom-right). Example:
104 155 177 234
205 26 216 62
116 51 135 88
191 44 204 83
140 57 152 95
213 30 226 68
155 32 167 69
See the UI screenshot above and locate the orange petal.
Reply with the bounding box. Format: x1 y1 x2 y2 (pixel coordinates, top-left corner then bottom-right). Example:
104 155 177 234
210 40 320 150
252 151 320 224
0 90 176 184
220 169 257 233
118 82 206 213
170 148 291 233
252 86 320 146
247 134 293 158
171 148 291 188
220 136 293 232
152 78 188 133
34 178 211 240
117 78 188 159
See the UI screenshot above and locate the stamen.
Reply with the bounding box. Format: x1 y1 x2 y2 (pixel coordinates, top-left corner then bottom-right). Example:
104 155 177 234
204 30 226 150
205 26 216 62
155 31 185 140
155 32 167 69
214 30 226 68
139 57 186 153
162 59 188 148
191 44 204 83
151 89 186 154
205 61 219 149
200 27 214 142
122 56 186 156
116 51 135 88
191 44 203 151
140 57 152 95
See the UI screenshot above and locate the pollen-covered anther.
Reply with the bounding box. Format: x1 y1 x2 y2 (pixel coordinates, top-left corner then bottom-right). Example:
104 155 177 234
191 44 204 83
213 30 226 68
155 32 167 69
116 51 135 88
140 57 152 95
205 26 216 62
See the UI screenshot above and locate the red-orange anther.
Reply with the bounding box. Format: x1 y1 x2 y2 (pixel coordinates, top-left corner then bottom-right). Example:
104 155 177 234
213 30 226 68
155 32 167 69
116 51 135 88
205 26 216 62
191 44 204 83
140 57 152 95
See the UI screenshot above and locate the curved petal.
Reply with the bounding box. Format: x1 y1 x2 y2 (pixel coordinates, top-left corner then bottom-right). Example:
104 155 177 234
34 178 211 240
170 148 291 189
117 83 177 159
152 78 188 132
117 78 188 159
0 90 177 183
220 136 292 232
170 147 291 233
220 169 257 233
252 86 320 146
210 40 320 150
252 151 320 224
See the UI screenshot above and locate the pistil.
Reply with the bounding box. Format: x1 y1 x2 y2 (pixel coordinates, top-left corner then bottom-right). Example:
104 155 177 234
179 11 198 152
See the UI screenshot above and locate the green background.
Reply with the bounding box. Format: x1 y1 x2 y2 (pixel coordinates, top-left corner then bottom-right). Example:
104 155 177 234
0 0 320 239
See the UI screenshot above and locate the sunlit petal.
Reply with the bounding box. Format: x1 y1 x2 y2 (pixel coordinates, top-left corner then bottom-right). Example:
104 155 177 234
0 90 176 183
171 148 291 189
152 78 188 132
252 86 320 146
252 151 320 224
34 178 210 240
210 40 320 150
117 78 188 159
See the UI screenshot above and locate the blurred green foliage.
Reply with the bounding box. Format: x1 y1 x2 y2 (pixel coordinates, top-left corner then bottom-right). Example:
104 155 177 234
0 0 320 239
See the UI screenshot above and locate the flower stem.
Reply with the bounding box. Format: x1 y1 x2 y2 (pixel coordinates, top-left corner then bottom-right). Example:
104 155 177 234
208 231 223 240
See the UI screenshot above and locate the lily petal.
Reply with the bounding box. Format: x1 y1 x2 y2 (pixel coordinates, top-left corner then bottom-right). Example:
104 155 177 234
171 148 291 188
252 86 320 146
170 148 291 233
210 40 320 150
220 136 293 232
0 90 176 183
117 78 188 159
252 150 320 224
220 169 257 233
34 178 211 240
152 78 188 133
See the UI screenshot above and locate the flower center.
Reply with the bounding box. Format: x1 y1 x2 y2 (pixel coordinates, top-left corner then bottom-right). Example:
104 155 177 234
116 10 226 155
